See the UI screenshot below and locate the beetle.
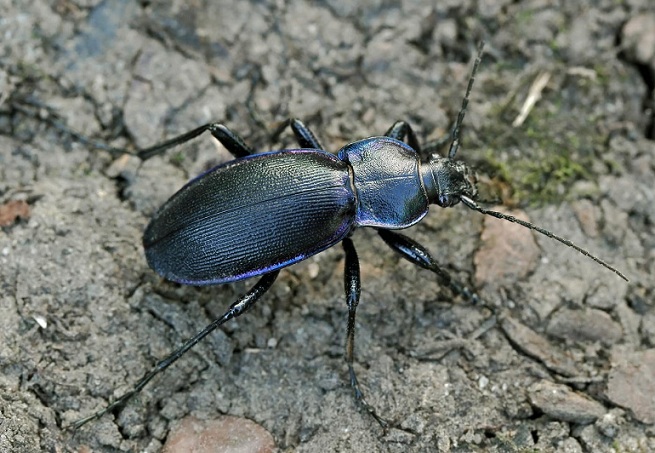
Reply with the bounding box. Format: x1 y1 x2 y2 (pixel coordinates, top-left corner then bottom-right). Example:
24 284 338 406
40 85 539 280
70 44 626 429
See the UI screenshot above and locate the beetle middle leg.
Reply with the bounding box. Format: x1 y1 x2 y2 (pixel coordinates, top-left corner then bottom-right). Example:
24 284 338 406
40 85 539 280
138 117 325 163
377 229 479 304
272 118 325 149
69 271 279 430
342 237 389 428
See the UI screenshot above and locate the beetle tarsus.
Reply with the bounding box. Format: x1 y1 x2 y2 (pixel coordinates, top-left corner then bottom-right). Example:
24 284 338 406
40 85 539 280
69 271 279 430
348 365 390 429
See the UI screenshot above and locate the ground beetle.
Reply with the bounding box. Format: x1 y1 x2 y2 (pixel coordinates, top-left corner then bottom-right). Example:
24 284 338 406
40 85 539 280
71 43 627 429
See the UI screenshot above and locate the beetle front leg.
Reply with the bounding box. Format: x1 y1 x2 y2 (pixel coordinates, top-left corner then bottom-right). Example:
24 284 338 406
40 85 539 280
377 229 479 304
385 120 421 154
342 238 389 429
385 120 458 160
137 123 256 161
69 271 279 430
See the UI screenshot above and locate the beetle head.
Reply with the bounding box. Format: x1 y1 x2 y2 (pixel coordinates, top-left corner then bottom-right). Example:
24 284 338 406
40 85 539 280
422 155 478 208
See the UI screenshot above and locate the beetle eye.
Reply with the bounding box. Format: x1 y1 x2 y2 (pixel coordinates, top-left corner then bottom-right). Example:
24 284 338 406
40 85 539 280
437 194 459 208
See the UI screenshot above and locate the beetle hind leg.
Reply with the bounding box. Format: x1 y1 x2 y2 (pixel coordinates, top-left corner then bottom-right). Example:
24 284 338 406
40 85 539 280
68 271 279 430
342 238 389 429
136 123 256 161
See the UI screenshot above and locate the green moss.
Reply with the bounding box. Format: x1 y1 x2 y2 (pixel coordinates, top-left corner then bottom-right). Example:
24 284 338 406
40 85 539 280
548 39 560 53
473 90 604 205
515 10 535 24
170 151 186 165
592 64 611 87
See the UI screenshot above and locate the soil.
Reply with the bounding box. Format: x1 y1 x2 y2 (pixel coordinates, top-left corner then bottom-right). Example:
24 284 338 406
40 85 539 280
1 1 654 452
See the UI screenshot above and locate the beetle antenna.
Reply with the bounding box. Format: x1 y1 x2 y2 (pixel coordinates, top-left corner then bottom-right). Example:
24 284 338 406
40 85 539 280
448 42 485 159
460 195 628 281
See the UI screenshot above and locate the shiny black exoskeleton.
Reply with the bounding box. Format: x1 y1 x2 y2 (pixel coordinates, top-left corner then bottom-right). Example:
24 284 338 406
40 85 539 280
143 136 478 286
71 44 626 429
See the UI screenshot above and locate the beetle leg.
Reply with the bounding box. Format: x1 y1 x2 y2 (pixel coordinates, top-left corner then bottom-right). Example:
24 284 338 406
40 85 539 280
342 237 389 429
384 121 421 154
420 125 456 157
377 229 479 304
137 123 255 161
69 271 279 430
270 118 324 149
289 118 324 149
385 120 458 160
206 123 256 157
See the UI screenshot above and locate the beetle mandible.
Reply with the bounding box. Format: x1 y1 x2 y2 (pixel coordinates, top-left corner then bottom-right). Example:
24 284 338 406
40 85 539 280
71 43 626 429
